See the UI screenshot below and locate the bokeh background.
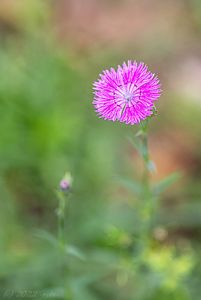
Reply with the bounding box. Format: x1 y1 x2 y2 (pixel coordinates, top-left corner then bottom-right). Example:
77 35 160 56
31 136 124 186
0 0 201 299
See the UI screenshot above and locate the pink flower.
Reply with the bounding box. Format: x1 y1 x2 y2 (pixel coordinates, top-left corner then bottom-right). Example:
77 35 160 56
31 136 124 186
93 61 161 125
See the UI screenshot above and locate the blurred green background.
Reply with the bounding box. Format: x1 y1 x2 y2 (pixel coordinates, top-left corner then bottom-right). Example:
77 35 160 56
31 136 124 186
0 0 201 299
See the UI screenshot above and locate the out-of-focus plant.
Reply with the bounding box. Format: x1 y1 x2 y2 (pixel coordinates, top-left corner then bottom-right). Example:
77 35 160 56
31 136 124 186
91 60 194 299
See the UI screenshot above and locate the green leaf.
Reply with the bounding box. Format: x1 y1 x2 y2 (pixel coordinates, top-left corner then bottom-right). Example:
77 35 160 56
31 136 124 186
65 245 85 261
153 172 182 195
34 229 58 247
116 176 143 196
127 136 147 159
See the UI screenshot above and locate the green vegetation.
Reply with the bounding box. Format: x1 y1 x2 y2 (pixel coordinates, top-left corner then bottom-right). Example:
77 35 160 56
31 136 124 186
0 1 201 299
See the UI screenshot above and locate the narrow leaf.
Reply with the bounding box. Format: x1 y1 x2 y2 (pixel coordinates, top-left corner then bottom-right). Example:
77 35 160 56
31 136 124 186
127 136 147 159
153 172 182 195
116 176 143 196
34 230 58 247
65 245 85 261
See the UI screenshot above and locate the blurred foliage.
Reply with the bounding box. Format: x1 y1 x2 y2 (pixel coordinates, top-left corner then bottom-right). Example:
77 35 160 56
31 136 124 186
0 1 201 300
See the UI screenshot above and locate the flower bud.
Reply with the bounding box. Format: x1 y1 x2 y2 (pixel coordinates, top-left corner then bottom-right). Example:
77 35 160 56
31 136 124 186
59 172 73 191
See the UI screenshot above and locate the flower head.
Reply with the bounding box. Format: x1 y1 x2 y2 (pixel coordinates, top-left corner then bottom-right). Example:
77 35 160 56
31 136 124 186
93 61 161 125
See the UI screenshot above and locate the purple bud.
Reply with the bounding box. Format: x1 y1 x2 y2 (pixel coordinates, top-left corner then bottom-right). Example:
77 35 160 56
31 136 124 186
60 179 70 191
59 172 73 191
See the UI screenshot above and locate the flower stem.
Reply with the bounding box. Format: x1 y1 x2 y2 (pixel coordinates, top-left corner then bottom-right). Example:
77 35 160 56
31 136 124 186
138 119 152 197
57 190 67 249
142 130 150 189
141 127 152 233
135 120 154 264
57 190 72 299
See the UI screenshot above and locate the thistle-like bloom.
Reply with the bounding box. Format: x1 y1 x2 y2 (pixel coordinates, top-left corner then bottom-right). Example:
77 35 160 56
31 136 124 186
93 61 161 125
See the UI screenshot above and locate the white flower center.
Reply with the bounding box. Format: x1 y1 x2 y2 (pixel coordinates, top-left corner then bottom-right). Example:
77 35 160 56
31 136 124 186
114 83 138 106
123 90 133 102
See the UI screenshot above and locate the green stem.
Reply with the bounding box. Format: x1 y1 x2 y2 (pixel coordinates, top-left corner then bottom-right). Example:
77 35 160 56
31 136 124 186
137 120 151 197
135 121 154 266
57 190 71 300
142 130 150 190
57 191 66 249
141 129 152 234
